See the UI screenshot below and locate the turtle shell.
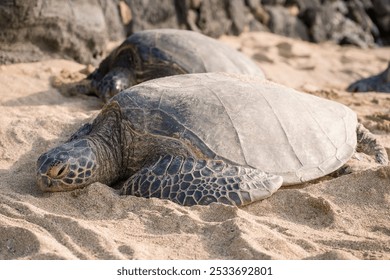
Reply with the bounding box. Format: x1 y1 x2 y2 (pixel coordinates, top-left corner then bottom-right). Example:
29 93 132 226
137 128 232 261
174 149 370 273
120 29 265 77
111 72 357 185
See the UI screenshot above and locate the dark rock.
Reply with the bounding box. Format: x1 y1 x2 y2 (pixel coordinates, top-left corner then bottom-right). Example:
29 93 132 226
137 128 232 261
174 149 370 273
246 0 260 10
286 0 321 11
371 0 390 18
100 0 126 41
336 18 375 48
124 0 185 33
245 0 270 32
228 0 249 35
261 0 286 5
246 0 269 23
346 0 379 40
248 17 269 32
370 0 390 45
187 0 267 36
265 5 309 40
196 0 232 37
299 0 375 47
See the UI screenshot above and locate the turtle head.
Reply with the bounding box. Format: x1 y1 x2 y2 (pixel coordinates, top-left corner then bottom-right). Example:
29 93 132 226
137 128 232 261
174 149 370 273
37 101 124 192
36 138 98 192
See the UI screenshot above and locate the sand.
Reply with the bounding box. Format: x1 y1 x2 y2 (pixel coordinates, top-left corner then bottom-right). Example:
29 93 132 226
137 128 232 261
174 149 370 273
0 32 389 260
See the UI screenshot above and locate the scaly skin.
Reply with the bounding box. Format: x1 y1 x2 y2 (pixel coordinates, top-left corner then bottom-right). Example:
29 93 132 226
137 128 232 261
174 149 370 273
356 123 389 165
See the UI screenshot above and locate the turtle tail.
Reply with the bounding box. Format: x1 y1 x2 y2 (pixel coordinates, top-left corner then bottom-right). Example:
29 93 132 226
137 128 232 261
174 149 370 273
356 123 388 165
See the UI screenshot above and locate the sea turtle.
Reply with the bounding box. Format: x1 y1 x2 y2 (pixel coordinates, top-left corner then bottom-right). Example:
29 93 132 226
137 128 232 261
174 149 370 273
86 29 265 102
347 62 390 93
36 73 388 206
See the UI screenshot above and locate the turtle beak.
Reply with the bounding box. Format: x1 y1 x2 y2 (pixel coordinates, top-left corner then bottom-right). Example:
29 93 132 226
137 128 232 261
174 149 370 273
36 153 52 191
36 154 69 192
36 174 53 191
36 172 76 192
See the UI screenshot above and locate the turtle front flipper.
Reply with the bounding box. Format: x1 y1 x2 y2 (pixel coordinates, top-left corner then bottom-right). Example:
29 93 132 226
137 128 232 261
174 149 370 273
120 155 283 206
347 62 390 93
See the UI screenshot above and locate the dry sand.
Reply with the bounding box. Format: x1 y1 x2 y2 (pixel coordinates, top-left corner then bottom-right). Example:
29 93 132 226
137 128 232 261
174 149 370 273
0 32 389 260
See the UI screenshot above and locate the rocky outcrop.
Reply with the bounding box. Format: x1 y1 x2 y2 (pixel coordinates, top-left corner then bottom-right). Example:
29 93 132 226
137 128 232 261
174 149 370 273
0 0 388 64
0 0 125 64
370 0 390 45
123 0 389 47
296 0 377 47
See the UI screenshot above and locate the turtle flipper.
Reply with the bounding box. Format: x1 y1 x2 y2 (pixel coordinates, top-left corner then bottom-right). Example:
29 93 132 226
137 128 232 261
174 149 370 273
94 67 134 102
120 155 283 206
356 123 389 165
347 62 390 93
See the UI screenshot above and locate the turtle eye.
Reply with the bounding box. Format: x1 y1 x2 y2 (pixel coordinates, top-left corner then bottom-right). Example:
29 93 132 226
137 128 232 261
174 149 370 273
49 163 69 179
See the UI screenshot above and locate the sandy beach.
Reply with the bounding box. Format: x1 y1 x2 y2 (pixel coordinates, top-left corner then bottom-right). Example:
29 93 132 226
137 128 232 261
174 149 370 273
0 31 389 260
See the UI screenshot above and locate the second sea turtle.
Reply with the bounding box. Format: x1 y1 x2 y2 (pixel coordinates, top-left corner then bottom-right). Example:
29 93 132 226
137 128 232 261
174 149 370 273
86 29 265 102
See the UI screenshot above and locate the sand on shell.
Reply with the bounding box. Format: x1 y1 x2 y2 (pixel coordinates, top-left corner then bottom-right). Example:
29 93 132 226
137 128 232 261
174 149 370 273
1 32 390 260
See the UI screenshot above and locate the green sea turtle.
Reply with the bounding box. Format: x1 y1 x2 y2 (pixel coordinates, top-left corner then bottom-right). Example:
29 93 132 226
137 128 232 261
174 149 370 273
36 73 388 206
347 62 390 93
86 29 265 102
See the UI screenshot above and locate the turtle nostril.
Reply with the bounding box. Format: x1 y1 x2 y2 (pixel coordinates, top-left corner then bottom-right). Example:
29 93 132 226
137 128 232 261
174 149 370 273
57 165 67 177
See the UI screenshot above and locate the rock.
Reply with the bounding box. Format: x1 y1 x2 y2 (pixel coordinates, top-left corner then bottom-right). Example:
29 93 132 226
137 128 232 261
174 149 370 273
1 0 389 65
346 0 379 41
100 0 126 42
336 18 375 48
228 0 250 35
261 0 286 5
246 0 269 24
265 5 309 41
196 0 232 37
124 0 185 33
124 0 254 38
371 0 390 45
247 16 269 32
0 0 124 65
298 0 375 47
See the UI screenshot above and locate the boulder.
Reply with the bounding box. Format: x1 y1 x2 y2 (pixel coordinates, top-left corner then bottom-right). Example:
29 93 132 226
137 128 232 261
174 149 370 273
299 0 375 47
265 5 309 41
124 0 185 33
0 0 124 65
371 0 390 44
